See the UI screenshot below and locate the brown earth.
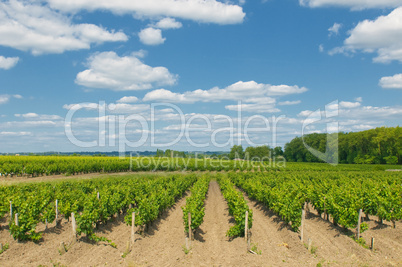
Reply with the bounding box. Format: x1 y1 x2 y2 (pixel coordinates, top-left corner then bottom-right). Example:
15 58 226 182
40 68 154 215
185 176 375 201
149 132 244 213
0 180 401 266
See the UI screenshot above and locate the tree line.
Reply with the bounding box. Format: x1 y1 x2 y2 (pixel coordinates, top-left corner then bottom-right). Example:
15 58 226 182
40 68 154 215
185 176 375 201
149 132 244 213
228 145 284 161
283 126 401 164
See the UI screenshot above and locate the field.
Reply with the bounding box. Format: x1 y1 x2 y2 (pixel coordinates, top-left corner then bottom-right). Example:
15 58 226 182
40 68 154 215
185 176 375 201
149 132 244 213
0 156 401 266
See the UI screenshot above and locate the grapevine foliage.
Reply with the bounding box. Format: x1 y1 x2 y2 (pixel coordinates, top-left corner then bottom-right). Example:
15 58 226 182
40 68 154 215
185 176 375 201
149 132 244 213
182 175 210 233
217 174 253 238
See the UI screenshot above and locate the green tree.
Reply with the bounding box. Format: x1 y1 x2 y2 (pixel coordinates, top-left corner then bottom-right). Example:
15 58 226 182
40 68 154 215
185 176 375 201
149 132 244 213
229 145 244 160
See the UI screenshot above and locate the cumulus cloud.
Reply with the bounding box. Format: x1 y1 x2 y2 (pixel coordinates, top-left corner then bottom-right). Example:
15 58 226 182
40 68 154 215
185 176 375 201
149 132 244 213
0 0 127 55
154 18 182 29
278 100 301 106
379 73 402 89
15 113 63 120
46 0 245 25
328 23 342 37
0 131 32 136
116 96 139 103
0 55 19 69
15 113 38 118
139 27 166 45
143 81 308 104
319 44 324 52
0 94 22 105
333 7 402 63
339 101 361 108
225 103 280 113
299 0 402 9
298 103 402 124
63 102 100 111
0 95 10 105
75 51 177 91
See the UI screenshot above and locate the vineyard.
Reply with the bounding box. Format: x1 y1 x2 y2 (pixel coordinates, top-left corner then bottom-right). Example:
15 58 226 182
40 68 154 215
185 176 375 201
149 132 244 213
0 157 401 266
0 155 399 178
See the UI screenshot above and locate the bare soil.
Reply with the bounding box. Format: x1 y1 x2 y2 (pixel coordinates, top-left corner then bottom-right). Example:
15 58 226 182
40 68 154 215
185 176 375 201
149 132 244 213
0 180 401 266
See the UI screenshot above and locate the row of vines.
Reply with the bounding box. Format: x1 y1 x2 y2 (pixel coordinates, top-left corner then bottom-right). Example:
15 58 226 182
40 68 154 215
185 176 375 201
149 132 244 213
182 174 253 239
230 170 402 232
2 155 397 178
0 174 197 242
0 156 283 177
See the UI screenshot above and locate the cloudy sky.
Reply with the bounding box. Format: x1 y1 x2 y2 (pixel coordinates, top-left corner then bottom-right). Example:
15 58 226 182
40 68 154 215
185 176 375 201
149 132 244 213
0 0 402 153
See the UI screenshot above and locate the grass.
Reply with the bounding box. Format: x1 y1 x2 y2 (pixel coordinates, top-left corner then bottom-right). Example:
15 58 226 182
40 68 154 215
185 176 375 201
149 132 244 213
310 245 318 254
182 245 191 254
353 237 369 249
0 243 9 254
304 241 318 254
250 243 262 255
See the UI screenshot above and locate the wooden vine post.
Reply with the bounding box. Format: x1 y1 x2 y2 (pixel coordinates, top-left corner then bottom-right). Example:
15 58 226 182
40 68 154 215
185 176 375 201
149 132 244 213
131 212 136 248
245 211 250 251
356 209 362 239
9 201 12 221
14 213 18 226
245 211 248 242
188 212 192 241
185 212 191 251
301 203 306 242
55 199 59 226
71 212 77 241
371 237 375 251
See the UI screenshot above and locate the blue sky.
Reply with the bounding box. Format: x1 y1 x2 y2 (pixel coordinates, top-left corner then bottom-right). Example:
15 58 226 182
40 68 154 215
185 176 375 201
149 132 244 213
0 0 402 153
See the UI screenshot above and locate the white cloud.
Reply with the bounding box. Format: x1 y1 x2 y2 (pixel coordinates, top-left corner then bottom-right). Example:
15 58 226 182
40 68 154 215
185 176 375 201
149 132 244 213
15 113 63 120
336 7 402 63
319 44 324 52
379 73 402 89
63 102 100 111
143 81 308 104
139 27 165 45
18 112 38 118
0 55 19 69
46 0 245 25
225 103 280 113
355 97 363 102
278 100 301 106
0 95 10 105
299 0 402 9
339 101 361 108
154 18 182 29
117 96 139 103
0 0 127 55
0 94 22 105
298 104 402 127
108 103 150 114
328 23 342 36
75 51 177 91
0 131 32 136
2 120 59 128
143 88 191 103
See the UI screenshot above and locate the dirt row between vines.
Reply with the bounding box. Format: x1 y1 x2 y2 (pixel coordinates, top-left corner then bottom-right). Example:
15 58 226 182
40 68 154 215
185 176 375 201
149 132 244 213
1 180 401 266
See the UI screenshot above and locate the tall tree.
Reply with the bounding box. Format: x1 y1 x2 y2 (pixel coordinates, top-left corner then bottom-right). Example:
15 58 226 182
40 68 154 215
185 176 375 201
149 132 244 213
229 145 244 160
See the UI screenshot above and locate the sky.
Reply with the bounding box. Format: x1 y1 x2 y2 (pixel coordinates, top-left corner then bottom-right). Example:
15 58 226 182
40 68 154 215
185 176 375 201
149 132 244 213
0 0 402 153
